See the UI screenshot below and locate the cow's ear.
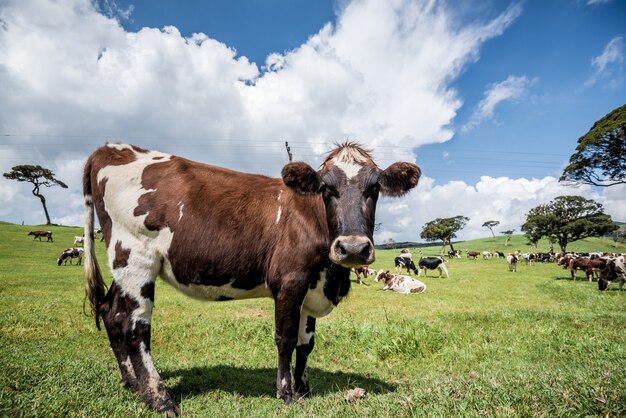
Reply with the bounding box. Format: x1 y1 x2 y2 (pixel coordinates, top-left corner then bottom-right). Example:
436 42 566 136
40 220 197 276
281 162 323 195
379 162 421 197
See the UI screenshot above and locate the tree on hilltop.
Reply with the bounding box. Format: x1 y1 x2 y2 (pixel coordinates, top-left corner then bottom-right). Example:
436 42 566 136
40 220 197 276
521 195 617 252
500 229 515 247
482 220 500 238
420 216 469 253
3 165 68 225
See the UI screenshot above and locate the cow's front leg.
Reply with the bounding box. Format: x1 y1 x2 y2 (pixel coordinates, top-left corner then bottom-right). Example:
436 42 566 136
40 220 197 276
294 314 316 398
274 281 308 404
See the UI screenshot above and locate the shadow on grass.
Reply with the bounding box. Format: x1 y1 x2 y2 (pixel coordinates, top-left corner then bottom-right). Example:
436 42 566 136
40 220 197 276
162 365 396 399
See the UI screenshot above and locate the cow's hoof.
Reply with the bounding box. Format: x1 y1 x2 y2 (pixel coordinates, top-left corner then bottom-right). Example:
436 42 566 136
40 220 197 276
294 382 311 399
277 391 294 405
120 378 140 393
156 399 180 417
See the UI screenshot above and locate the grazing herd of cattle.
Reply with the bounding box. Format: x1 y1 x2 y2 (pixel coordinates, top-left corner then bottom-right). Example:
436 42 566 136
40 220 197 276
350 248 626 292
27 230 103 267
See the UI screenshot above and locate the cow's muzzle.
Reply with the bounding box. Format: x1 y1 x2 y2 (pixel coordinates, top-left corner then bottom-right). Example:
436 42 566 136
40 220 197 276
330 235 375 267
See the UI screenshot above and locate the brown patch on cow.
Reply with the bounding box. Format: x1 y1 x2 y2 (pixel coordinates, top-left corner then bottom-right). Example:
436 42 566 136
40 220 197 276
131 155 329 289
113 241 131 269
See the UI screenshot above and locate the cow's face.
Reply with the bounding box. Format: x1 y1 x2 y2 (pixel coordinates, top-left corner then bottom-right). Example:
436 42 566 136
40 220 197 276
282 144 420 267
599 260 617 291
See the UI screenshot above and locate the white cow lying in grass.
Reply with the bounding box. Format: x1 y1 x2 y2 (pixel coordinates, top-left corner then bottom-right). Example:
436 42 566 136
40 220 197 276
375 270 427 294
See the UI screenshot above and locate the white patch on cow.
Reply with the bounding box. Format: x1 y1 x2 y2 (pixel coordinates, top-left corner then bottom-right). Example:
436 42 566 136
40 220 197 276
98 146 174 324
139 341 162 397
275 206 282 225
333 160 362 179
178 201 184 222
331 147 369 179
301 271 335 318
275 190 283 225
106 143 136 151
297 313 314 346
158 260 271 301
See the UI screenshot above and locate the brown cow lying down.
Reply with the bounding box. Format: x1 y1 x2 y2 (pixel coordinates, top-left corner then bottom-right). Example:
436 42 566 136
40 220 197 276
375 271 426 294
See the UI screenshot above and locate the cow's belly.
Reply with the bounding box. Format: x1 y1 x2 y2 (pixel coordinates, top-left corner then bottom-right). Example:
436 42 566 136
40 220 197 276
159 262 271 301
302 273 335 318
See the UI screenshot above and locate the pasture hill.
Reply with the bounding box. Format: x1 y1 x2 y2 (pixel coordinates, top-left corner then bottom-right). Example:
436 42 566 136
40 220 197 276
1 221 625 417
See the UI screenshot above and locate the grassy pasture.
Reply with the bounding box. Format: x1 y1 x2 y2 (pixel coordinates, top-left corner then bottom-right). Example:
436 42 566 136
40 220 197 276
1 221 625 417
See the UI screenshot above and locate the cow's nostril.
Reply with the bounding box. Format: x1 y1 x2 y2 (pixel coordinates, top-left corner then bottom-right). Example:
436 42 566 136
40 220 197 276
336 241 348 255
359 242 371 259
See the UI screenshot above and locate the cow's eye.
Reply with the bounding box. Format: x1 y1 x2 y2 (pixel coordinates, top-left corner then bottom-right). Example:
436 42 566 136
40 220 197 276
365 184 380 199
323 185 339 198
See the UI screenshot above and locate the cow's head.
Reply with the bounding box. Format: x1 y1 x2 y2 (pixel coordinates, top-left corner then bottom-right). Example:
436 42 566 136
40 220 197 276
282 143 420 267
598 261 614 291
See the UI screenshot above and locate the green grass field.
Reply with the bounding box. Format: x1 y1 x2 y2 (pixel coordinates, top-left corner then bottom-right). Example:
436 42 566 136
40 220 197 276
1 222 625 417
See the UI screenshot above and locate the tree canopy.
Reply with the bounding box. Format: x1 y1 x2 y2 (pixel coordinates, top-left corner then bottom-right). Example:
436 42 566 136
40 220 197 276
521 195 618 252
500 229 515 246
420 216 469 252
482 220 500 238
560 103 626 187
3 165 68 225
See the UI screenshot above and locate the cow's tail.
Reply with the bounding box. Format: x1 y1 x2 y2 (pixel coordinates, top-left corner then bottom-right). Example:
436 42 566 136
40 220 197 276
83 157 106 330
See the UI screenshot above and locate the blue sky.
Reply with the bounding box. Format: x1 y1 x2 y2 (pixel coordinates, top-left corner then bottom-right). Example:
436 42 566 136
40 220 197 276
0 0 624 242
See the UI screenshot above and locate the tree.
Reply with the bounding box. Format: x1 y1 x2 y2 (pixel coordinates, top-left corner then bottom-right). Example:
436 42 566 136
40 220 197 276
500 229 515 247
482 220 500 238
420 216 469 253
3 165 68 225
384 238 397 250
560 103 626 187
521 195 618 252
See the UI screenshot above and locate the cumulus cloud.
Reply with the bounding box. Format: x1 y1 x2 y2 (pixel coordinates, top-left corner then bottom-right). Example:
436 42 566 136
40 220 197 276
375 175 622 244
0 0 524 228
586 36 624 86
462 75 536 132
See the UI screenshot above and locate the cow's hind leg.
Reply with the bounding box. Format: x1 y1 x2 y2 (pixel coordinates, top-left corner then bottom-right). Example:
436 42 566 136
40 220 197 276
100 282 140 392
99 252 179 416
294 315 316 398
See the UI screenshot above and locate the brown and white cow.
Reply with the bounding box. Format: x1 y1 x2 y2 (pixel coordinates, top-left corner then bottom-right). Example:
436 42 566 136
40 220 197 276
83 143 420 416
567 257 607 281
57 247 84 266
506 254 517 272
375 271 426 294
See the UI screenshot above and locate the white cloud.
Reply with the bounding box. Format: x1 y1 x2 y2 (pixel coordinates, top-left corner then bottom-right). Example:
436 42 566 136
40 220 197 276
0 0 524 229
462 75 536 132
587 0 612 5
586 36 624 86
374 175 625 244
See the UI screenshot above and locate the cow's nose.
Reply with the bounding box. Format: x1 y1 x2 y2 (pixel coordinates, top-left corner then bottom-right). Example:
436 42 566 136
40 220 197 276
330 236 375 267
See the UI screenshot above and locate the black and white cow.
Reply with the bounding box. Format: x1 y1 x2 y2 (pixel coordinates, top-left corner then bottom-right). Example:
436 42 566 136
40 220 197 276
83 143 420 416
417 256 449 278
394 256 418 275
599 257 626 291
